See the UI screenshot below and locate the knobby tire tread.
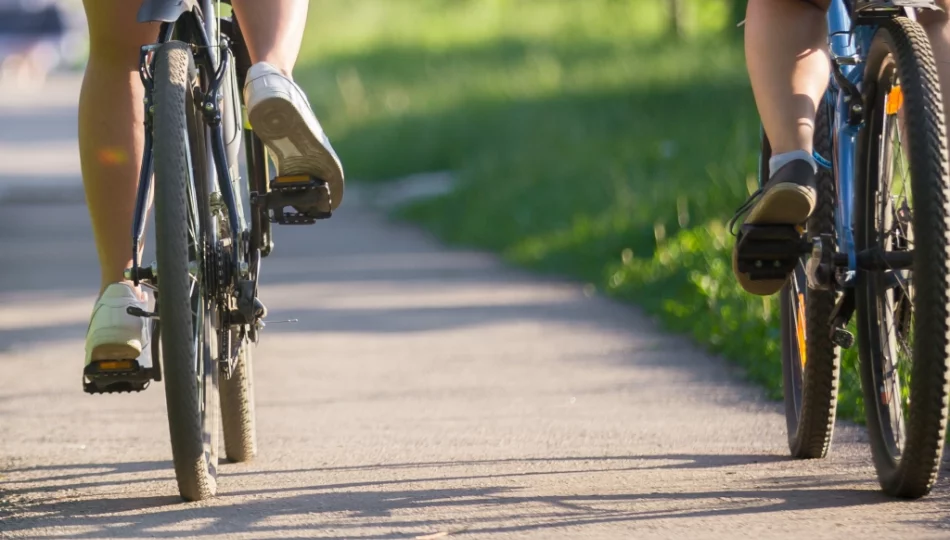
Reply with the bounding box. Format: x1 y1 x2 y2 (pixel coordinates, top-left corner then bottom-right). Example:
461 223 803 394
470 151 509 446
220 345 257 462
154 41 218 502
857 17 950 499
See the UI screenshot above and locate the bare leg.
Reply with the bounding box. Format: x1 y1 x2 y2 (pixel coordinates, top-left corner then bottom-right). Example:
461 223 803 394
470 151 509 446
745 0 832 155
232 0 309 75
232 0 345 210
79 0 158 297
734 0 832 296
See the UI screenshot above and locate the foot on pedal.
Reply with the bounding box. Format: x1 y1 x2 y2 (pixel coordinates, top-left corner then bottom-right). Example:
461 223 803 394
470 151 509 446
83 283 157 395
732 224 810 296
83 359 155 394
244 62 346 210
730 160 818 296
265 175 332 225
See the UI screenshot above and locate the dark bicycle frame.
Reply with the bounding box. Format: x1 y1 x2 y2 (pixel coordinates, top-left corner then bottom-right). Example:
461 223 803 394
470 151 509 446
131 0 271 332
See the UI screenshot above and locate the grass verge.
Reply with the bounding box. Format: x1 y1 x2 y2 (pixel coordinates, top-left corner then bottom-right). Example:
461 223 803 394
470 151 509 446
295 0 866 421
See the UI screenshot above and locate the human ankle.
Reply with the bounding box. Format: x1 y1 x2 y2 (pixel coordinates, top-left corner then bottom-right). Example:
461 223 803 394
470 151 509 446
255 60 293 79
99 280 146 302
769 150 817 177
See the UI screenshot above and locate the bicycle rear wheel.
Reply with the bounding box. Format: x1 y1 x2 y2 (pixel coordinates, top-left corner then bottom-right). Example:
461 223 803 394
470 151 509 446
220 342 257 462
153 40 220 502
780 101 841 459
855 17 950 499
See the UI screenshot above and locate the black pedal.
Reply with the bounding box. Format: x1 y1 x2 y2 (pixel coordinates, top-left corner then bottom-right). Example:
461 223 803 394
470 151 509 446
735 224 810 281
265 175 332 225
832 328 856 350
83 359 155 394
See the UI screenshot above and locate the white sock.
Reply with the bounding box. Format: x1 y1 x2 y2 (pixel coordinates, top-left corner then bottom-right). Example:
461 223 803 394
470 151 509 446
769 150 817 178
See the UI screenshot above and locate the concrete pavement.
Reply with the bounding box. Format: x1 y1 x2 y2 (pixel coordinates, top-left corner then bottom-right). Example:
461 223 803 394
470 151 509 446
1 75 949 540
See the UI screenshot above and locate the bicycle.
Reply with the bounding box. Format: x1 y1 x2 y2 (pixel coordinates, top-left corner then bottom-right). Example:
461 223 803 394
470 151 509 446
740 0 950 498
81 0 334 501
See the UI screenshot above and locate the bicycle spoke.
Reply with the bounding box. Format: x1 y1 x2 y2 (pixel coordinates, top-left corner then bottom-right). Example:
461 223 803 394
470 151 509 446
880 114 916 309
873 80 918 456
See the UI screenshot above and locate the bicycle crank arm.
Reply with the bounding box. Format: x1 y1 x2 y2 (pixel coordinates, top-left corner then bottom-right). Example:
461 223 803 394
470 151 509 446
808 233 914 290
832 249 914 270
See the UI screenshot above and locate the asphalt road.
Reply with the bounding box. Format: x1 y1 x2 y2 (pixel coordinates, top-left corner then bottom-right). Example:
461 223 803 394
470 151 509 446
1 75 949 540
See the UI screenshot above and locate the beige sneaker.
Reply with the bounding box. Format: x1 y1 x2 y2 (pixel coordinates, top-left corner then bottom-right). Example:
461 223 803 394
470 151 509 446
84 283 150 368
245 62 345 210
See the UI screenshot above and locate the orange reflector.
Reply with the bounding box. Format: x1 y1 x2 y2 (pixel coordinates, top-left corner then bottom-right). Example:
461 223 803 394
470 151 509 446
274 175 310 184
98 360 134 371
796 293 807 369
886 85 904 115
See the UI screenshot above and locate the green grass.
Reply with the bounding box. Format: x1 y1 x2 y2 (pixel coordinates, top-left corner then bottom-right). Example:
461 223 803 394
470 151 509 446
296 0 866 419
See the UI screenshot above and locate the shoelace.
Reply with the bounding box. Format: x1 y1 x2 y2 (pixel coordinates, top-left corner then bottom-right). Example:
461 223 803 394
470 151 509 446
727 188 764 237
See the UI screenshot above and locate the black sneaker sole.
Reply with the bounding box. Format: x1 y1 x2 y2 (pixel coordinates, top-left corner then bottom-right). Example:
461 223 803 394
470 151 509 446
733 184 816 296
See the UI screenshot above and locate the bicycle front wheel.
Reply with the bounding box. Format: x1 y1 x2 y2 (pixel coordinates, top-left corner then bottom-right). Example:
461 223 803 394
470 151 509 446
855 17 950 499
153 40 220 502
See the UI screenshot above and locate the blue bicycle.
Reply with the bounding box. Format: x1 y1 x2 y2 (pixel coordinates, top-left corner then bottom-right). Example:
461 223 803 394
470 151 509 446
742 0 950 498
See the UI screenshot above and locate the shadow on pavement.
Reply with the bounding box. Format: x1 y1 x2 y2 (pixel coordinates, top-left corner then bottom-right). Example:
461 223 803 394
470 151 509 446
1 453 904 539
0 79 941 537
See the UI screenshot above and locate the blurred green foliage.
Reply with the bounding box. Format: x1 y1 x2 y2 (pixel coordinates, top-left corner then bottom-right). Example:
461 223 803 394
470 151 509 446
296 0 866 421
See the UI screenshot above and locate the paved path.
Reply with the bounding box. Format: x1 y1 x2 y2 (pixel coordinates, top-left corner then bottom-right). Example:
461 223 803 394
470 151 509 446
1 76 949 540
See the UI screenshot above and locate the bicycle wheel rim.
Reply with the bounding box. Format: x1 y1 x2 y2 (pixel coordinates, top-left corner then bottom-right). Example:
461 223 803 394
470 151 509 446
783 265 808 427
862 56 915 463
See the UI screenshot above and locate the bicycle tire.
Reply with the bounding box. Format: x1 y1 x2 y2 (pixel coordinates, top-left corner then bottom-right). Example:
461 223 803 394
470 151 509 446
780 101 841 459
153 40 220 502
220 343 257 462
854 17 950 499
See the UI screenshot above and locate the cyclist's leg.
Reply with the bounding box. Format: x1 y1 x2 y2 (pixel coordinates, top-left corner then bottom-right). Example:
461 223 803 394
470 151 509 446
231 0 308 75
746 0 830 162
80 0 158 297
232 0 345 210
734 0 831 296
80 0 158 365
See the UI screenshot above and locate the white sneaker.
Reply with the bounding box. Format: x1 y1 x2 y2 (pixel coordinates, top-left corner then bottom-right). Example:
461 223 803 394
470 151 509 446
245 62 345 210
84 283 151 369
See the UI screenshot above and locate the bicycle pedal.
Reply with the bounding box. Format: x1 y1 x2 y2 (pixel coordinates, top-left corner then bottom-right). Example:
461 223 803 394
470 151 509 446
736 224 810 281
831 328 855 350
265 175 332 225
82 359 155 395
